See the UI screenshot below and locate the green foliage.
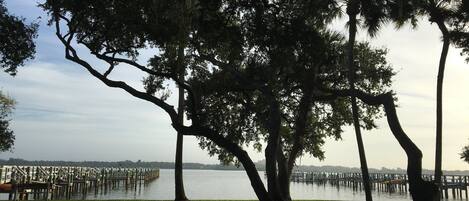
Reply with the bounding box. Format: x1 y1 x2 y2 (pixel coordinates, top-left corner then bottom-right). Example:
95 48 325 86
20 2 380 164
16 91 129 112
42 0 395 168
0 0 37 76
187 2 394 164
0 91 15 152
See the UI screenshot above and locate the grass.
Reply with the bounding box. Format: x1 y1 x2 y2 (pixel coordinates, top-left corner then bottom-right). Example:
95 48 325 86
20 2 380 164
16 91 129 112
0 199 340 201
46 200 337 201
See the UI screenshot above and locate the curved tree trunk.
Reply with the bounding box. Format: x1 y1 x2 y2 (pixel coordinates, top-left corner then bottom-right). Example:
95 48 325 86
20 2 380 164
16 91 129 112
177 125 272 201
380 94 439 201
434 20 450 201
331 90 439 201
346 3 372 201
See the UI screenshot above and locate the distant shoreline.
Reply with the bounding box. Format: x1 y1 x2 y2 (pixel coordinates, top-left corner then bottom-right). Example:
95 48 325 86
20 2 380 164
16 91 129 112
2 158 469 175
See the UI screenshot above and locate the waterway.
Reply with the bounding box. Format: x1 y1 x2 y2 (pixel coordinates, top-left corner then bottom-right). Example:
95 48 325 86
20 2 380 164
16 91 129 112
72 169 417 201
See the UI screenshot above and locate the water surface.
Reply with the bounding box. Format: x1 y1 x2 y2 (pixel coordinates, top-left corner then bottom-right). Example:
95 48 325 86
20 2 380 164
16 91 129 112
76 169 415 201
1 169 465 200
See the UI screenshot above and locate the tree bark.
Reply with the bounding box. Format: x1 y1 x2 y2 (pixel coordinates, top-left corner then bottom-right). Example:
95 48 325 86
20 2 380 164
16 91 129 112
346 2 372 201
175 71 188 201
434 19 450 201
277 144 292 201
264 97 283 201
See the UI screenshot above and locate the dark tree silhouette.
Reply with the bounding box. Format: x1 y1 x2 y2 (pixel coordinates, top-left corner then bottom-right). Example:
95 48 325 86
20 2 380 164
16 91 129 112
425 3 452 196
0 0 37 152
0 91 15 152
316 88 439 201
43 1 395 201
446 1 469 186
342 1 398 199
451 1 469 60
460 142 469 163
172 2 190 200
395 3 463 200
0 0 37 76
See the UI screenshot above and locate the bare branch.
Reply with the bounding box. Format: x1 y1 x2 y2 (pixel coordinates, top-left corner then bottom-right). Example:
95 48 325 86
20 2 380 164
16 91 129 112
55 19 179 123
103 53 117 77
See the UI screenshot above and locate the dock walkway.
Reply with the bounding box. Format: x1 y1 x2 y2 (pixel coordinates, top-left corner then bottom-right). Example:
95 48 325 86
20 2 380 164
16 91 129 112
0 165 159 200
291 171 468 199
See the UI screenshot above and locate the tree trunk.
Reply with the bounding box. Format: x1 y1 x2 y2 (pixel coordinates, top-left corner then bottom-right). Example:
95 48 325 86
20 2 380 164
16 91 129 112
333 90 439 201
177 125 272 201
380 94 439 201
347 3 372 201
434 20 450 201
175 3 189 197
277 144 292 201
174 133 187 201
174 50 188 201
279 87 312 201
265 98 283 201
175 85 188 201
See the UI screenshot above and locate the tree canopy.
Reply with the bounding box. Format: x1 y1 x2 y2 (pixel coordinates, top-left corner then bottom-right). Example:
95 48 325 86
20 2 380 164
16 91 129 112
0 0 37 76
42 1 463 201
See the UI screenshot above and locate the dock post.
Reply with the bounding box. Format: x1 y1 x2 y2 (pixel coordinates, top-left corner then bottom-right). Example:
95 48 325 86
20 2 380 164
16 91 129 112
444 176 449 199
464 176 468 200
452 176 456 198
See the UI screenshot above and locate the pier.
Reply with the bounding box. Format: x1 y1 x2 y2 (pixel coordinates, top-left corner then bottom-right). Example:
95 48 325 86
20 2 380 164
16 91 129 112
291 171 469 199
0 165 159 200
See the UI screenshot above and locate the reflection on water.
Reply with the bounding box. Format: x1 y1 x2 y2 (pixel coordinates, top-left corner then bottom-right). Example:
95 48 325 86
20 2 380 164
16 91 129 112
68 169 414 200
1 169 466 200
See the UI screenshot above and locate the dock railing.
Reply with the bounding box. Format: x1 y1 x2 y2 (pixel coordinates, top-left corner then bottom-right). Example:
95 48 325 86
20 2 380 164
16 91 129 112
0 165 159 200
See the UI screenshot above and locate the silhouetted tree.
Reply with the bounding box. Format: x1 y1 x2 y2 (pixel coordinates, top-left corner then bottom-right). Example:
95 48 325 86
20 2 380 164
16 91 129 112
425 2 452 196
0 0 37 152
394 2 463 200
447 0 469 184
450 1 469 59
42 1 394 201
0 91 15 152
460 142 469 163
343 1 387 199
0 0 37 76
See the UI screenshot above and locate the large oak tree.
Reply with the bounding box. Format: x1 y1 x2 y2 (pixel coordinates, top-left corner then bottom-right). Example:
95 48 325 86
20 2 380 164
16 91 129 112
42 1 441 201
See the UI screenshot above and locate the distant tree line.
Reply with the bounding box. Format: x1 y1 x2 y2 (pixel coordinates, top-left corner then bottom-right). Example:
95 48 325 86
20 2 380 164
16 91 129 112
2 158 469 176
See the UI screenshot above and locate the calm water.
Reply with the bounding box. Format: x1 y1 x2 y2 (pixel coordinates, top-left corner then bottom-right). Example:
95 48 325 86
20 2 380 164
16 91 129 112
1 169 465 200
74 169 414 201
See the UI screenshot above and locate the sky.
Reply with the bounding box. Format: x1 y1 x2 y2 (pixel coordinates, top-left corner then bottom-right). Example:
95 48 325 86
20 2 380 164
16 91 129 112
1 0 469 171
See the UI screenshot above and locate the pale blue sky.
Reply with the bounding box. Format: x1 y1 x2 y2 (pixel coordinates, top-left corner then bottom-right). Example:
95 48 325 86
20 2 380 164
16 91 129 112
1 0 469 171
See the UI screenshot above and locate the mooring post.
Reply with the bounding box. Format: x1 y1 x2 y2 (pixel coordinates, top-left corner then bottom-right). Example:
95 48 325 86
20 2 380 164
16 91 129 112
0 166 3 184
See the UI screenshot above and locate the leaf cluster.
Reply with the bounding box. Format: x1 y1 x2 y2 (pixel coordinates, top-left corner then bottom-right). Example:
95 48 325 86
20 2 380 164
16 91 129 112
0 91 15 152
0 0 37 76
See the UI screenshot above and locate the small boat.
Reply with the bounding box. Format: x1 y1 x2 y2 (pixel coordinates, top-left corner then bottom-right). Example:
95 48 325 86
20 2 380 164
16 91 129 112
0 183 13 192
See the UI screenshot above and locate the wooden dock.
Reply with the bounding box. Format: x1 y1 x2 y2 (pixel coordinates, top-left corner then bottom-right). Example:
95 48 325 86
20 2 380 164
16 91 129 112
0 165 159 200
291 171 469 199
